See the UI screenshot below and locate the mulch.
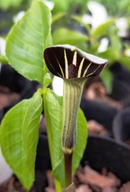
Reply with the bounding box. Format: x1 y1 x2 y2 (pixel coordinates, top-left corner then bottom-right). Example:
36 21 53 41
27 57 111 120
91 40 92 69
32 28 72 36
1 165 130 192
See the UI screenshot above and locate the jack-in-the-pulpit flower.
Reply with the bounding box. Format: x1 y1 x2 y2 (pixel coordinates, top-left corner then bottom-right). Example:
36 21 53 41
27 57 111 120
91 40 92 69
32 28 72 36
44 44 107 188
44 45 107 79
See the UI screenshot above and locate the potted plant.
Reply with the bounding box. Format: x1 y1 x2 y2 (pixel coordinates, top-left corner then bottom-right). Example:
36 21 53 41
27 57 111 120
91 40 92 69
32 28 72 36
0 0 107 191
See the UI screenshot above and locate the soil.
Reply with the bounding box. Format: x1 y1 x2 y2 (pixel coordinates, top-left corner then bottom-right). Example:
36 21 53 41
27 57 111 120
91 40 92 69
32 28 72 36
87 120 108 136
84 81 122 109
0 85 19 110
124 140 130 146
1 165 130 192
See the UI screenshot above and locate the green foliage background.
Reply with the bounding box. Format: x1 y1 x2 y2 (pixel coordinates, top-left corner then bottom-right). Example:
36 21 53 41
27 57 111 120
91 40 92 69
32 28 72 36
0 0 130 17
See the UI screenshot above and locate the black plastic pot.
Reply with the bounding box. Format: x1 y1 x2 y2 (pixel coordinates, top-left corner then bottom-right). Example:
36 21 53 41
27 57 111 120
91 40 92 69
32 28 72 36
82 135 130 183
113 107 130 143
80 97 118 133
109 63 130 101
36 134 130 183
0 65 38 121
35 133 51 171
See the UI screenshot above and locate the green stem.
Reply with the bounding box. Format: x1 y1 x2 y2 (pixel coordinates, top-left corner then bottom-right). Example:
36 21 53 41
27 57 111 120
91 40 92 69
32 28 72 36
43 89 53 160
62 79 84 188
43 89 63 192
64 153 73 187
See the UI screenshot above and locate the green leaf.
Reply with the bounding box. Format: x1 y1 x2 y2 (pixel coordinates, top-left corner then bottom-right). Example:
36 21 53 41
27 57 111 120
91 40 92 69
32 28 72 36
98 47 119 62
0 89 43 190
6 0 52 87
100 68 113 94
91 19 114 38
52 0 87 13
52 28 89 45
71 15 90 33
45 89 87 186
110 34 122 53
0 53 8 64
45 73 52 87
119 56 130 71
73 108 88 173
52 0 69 12
89 42 100 54
52 12 66 24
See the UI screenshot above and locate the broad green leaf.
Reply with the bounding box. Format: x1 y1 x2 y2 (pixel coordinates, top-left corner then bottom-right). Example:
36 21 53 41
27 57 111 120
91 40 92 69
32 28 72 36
6 0 52 87
100 68 113 94
53 28 89 45
45 89 87 186
91 19 114 38
73 109 88 173
0 89 43 190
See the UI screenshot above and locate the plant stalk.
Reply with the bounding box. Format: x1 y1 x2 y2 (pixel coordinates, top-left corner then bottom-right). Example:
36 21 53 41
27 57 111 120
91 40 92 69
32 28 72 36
64 152 73 187
62 79 84 188
43 89 63 192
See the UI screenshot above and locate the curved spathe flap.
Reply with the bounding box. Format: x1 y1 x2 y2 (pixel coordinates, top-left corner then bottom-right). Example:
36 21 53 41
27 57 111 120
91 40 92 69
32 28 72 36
44 45 107 79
